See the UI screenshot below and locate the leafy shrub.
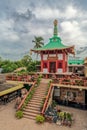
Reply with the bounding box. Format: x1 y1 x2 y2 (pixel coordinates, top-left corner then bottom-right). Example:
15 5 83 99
15 110 23 119
66 113 72 122
51 100 57 108
36 115 45 123
59 112 65 120
58 112 72 122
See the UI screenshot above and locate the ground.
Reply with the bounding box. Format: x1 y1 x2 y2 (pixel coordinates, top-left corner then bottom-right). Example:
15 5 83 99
0 101 87 130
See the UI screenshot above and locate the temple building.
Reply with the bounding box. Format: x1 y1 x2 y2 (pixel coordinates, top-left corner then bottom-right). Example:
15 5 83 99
31 20 75 74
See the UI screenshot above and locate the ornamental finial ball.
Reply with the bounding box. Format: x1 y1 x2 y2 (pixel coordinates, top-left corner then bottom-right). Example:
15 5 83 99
54 19 58 26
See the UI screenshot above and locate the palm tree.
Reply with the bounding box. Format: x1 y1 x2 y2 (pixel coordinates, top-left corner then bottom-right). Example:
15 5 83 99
32 36 44 60
32 36 44 49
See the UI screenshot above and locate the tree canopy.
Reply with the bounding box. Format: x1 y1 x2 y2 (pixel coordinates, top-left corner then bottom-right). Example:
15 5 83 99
0 54 40 73
32 36 44 49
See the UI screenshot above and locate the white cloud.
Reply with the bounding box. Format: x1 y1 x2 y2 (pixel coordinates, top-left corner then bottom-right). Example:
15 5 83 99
33 7 59 19
33 5 78 20
64 6 77 19
0 0 87 60
60 20 87 47
0 19 19 42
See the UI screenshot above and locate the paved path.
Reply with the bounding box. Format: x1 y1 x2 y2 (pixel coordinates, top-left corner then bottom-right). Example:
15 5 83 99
0 101 87 130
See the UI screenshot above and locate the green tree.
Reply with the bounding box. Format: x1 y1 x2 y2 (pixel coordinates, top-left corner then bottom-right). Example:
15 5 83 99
32 36 44 49
1 60 18 73
32 36 44 59
27 61 40 72
0 57 3 67
21 55 32 67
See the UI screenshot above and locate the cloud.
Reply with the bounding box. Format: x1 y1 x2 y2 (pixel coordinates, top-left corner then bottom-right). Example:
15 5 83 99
0 19 19 42
33 5 77 20
60 20 87 47
12 9 34 22
63 6 77 19
0 0 87 60
33 7 59 20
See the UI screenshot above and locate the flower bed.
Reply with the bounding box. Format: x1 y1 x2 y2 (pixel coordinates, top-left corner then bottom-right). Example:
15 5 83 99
44 105 73 127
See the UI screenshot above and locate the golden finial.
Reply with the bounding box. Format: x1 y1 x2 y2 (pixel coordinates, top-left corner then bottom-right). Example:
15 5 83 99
54 19 58 26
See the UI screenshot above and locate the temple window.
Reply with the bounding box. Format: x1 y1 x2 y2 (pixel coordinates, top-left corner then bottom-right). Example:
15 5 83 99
58 62 62 68
43 62 47 68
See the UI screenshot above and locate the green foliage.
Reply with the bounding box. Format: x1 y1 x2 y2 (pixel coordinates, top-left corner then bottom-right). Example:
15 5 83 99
51 100 57 108
0 55 40 73
75 80 84 86
40 100 44 109
21 88 35 110
15 110 23 119
27 61 40 72
32 36 44 49
66 113 72 122
21 55 32 67
58 112 65 120
58 112 72 122
16 69 28 76
36 77 41 86
1 61 18 73
36 115 45 123
32 36 44 59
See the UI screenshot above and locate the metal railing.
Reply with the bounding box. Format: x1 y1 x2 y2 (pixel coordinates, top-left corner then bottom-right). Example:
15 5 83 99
17 82 36 111
41 84 53 115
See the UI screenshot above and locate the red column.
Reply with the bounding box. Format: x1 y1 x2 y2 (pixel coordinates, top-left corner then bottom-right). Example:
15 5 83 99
56 60 58 73
41 54 43 72
48 61 49 73
63 53 65 72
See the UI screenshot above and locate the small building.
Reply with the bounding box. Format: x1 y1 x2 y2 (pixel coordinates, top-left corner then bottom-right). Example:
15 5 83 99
84 57 87 77
68 59 84 76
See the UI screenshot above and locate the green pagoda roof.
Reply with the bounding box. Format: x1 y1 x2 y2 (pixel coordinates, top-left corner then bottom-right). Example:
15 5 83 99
35 36 71 51
31 20 75 54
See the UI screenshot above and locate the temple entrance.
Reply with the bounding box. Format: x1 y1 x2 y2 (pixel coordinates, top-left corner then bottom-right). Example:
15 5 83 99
49 62 56 73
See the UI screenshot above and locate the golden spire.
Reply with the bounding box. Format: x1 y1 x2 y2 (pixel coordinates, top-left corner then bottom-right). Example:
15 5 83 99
54 19 58 26
53 19 58 36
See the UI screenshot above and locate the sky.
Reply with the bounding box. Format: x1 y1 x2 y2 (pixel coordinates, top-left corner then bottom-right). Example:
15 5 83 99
0 0 87 60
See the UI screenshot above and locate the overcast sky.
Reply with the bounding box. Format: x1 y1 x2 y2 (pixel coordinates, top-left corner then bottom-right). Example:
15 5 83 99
0 0 87 60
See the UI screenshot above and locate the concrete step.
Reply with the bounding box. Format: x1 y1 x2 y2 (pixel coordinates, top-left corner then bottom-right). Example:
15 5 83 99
25 106 40 111
35 90 47 94
23 111 40 117
35 88 47 91
23 108 40 114
32 95 46 99
22 80 49 120
29 101 42 105
34 92 46 96
31 97 43 100
30 99 42 103
27 104 41 108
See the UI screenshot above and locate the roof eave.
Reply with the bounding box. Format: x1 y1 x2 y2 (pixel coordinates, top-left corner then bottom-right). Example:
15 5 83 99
31 45 75 55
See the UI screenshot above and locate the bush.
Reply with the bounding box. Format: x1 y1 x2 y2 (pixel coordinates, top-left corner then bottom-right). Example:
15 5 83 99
15 110 23 119
51 100 57 108
66 113 72 122
36 115 45 123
